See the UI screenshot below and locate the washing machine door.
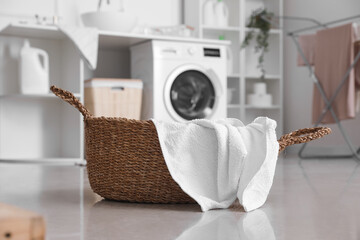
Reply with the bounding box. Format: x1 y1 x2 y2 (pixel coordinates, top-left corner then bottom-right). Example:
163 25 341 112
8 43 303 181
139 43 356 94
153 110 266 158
164 64 222 121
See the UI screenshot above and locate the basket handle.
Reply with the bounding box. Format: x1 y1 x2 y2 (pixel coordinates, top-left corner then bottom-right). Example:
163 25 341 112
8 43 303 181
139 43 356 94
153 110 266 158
50 85 92 118
278 127 331 153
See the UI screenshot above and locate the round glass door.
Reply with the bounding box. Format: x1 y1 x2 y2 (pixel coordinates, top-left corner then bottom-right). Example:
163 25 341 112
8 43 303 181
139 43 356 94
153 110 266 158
170 70 215 120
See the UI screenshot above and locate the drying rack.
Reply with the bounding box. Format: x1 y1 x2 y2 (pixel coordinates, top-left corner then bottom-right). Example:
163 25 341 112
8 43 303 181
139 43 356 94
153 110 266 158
262 14 360 160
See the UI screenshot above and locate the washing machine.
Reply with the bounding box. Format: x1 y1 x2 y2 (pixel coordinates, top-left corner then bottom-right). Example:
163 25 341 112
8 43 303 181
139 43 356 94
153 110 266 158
131 40 227 122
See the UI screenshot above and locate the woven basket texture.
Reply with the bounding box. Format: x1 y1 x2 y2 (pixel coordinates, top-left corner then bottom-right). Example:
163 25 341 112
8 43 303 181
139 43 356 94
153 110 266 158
85 117 195 203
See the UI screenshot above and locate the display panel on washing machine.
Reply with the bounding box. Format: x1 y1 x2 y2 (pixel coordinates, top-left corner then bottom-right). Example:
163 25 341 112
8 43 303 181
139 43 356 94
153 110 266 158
204 48 220 57
203 48 221 57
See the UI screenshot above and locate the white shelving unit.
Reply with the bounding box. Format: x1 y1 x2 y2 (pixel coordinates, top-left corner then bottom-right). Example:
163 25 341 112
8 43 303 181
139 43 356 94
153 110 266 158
185 0 283 136
0 23 229 164
0 27 85 164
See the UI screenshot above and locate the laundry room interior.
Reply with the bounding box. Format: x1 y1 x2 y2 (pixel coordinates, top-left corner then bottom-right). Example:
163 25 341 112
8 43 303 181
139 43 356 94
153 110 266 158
1 0 360 239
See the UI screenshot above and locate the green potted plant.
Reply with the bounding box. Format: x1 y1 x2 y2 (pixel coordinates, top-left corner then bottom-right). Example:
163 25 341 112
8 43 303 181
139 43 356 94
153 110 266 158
241 9 274 80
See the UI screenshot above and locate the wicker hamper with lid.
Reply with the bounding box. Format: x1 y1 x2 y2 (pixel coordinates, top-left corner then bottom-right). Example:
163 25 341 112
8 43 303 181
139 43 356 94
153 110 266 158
51 86 331 204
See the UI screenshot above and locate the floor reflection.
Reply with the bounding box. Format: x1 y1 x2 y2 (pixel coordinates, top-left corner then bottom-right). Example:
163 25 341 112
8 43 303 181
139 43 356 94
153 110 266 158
86 200 201 239
298 158 360 200
87 199 275 240
177 209 275 240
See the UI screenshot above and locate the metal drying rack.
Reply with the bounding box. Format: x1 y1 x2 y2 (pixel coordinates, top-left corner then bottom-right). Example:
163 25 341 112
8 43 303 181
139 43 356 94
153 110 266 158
261 14 360 160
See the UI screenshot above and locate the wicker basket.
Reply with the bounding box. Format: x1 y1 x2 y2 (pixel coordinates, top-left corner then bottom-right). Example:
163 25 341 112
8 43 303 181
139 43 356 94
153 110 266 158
51 86 331 204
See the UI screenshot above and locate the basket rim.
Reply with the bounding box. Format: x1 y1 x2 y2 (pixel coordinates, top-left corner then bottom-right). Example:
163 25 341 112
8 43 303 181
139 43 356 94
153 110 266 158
85 116 150 122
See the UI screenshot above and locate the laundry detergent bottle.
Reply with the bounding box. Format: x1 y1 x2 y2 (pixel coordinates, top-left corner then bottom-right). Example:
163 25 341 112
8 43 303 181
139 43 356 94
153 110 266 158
215 0 229 27
203 0 216 26
19 39 49 94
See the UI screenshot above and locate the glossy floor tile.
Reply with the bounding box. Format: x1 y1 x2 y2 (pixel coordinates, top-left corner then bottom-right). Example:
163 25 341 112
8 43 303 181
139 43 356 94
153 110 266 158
1 155 360 240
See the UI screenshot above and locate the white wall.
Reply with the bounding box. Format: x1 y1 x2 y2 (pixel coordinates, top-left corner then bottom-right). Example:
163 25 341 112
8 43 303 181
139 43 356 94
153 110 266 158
0 0 182 27
283 0 360 153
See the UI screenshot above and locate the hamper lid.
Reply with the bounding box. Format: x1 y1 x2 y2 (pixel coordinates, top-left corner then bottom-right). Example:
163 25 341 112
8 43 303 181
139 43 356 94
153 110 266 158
85 78 143 89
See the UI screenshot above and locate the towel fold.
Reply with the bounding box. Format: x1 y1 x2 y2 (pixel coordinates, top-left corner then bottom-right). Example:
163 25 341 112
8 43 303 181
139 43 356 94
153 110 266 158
355 32 360 113
0 21 9 33
58 25 99 70
297 34 316 66
297 25 360 69
152 117 279 212
357 91 360 113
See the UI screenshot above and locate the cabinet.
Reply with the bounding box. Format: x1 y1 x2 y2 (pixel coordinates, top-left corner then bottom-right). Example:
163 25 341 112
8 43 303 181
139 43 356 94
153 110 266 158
185 0 283 136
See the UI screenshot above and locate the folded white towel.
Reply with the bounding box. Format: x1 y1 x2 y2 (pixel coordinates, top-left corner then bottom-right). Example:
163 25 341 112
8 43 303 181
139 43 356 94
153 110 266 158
152 117 279 212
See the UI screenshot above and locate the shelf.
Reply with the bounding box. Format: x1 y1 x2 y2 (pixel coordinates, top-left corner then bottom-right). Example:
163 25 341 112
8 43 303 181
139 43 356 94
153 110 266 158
0 23 64 39
227 104 241 108
245 74 281 80
245 27 282 34
229 74 281 80
202 25 240 32
0 158 86 165
0 93 81 99
184 0 283 134
99 31 230 49
202 26 282 35
1 23 231 50
0 96 83 159
245 105 281 109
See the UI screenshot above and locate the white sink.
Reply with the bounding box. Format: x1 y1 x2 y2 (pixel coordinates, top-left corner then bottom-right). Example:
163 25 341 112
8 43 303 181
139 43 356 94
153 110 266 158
81 11 137 33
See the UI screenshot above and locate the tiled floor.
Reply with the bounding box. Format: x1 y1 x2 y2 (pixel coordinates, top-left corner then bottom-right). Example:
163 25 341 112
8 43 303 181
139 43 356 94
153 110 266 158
1 155 360 240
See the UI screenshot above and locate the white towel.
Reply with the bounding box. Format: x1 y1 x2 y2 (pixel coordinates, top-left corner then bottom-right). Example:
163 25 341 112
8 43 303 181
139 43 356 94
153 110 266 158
152 117 279 212
58 25 99 70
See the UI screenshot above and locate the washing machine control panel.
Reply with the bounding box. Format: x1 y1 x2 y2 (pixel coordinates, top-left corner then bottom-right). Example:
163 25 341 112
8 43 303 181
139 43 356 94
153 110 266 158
154 42 225 61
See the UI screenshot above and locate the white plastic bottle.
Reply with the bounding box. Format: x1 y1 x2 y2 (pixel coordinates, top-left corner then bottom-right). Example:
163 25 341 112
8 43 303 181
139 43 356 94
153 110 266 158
214 0 229 27
19 39 49 94
203 0 216 26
